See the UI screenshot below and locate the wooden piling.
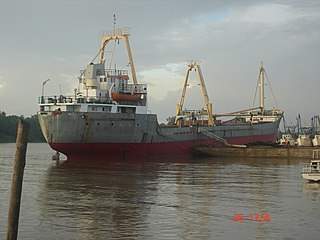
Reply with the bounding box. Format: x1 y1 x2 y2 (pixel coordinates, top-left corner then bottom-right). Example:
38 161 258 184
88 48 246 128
7 119 29 240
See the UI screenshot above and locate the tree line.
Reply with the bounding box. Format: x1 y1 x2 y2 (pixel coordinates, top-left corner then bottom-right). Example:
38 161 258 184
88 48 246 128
0 111 45 143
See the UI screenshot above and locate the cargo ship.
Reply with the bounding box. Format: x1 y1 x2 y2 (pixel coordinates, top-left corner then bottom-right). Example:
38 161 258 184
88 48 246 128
37 27 283 160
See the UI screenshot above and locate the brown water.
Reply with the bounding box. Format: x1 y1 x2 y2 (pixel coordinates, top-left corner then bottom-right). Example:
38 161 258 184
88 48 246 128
0 143 319 239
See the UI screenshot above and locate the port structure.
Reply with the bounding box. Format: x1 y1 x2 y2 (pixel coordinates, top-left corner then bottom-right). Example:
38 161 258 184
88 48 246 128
175 60 214 126
99 27 138 85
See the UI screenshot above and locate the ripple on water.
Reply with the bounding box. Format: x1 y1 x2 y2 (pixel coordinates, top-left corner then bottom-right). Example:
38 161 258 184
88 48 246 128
0 144 320 239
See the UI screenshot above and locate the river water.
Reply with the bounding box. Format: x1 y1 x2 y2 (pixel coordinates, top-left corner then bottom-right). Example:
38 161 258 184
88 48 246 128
0 143 319 239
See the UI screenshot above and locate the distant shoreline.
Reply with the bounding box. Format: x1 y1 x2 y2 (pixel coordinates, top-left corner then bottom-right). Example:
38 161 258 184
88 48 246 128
0 112 45 143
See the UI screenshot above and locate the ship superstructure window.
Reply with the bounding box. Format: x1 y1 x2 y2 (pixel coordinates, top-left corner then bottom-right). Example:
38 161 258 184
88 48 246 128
89 106 112 112
117 107 136 114
99 76 107 82
66 106 74 111
102 106 112 112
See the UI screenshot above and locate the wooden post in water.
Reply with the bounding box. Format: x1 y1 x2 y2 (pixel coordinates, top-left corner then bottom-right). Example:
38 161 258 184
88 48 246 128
7 119 29 240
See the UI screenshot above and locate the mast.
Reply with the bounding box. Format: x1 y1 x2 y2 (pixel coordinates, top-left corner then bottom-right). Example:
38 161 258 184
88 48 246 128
259 61 265 112
99 27 138 85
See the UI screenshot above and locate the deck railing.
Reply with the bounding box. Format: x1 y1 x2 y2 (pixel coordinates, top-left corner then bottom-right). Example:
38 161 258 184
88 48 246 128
102 27 131 37
38 95 112 105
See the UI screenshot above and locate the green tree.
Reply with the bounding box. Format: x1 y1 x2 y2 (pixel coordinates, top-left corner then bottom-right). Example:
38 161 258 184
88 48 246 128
0 111 45 143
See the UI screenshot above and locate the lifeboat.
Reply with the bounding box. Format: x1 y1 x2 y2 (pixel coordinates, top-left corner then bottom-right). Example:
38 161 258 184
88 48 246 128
111 92 141 101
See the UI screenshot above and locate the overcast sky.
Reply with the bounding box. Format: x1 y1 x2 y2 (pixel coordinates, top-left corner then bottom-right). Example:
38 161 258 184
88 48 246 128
0 0 319 125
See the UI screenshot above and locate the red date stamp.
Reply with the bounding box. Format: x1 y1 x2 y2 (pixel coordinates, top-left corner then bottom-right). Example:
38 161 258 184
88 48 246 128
233 213 270 222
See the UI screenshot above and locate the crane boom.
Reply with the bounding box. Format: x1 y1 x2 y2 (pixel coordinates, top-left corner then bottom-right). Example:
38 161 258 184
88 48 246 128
176 61 213 126
99 28 138 85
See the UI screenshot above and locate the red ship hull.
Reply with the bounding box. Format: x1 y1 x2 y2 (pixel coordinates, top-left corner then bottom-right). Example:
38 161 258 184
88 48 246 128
50 133 277 161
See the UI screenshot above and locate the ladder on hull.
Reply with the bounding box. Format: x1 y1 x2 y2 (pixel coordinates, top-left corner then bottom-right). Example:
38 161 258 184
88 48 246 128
198 128 246 148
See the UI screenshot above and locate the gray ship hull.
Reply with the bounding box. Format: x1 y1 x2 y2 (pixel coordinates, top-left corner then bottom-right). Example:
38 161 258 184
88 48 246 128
38 111 281 160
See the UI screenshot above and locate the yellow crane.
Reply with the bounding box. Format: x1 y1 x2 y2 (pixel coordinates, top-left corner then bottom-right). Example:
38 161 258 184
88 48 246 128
99 28 138 85
175 61 213 126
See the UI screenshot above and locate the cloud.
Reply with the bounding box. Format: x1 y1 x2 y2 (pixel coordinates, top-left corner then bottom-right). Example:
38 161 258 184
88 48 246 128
0 0 319 124
0 81 4 92
230 3 293 24
139 63 185 101
0 70 6 95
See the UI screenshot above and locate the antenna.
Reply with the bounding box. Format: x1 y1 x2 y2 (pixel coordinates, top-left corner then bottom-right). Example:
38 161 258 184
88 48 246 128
113 14 116 33
109 14 117 68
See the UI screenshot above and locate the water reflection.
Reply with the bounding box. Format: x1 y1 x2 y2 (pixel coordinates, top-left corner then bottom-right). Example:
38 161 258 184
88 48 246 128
302 181 320 200
39 160 161 239
2 143 320 239
38 157 304 239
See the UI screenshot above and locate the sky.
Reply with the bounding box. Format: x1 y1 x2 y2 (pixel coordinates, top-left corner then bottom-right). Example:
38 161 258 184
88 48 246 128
0 0 319 126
